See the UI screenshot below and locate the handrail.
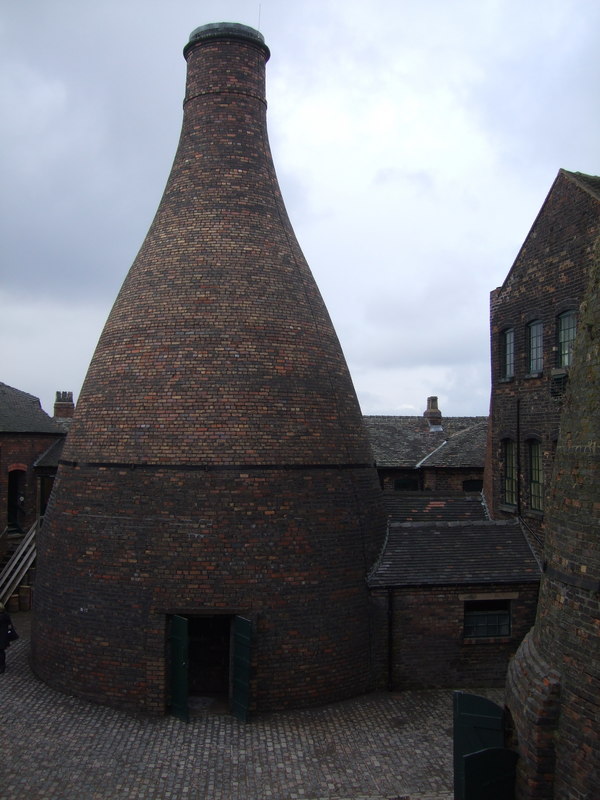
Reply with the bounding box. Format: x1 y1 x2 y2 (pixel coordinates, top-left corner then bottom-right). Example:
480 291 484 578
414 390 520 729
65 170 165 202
0 520 37 606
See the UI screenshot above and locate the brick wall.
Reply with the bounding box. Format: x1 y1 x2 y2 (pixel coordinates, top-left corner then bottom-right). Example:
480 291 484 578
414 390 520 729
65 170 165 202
0 433 62 530
370 582 538 690
486 171 599 542
32 24 386 715
505 244 600 799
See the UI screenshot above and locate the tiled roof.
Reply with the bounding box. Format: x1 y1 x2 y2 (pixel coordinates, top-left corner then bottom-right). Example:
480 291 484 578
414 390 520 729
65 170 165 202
0 382 63 434
363 415 488 468
34 438 66 468
383 491 488 522
368 519 540 588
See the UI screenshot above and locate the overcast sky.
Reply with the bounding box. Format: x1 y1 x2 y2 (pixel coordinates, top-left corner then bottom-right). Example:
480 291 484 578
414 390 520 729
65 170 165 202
2 0 599 418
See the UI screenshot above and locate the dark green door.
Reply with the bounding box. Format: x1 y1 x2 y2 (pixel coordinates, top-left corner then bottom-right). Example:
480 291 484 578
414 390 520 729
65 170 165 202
231 616 252 722
463 747 517 800
170 614 189 723
453 692 505 800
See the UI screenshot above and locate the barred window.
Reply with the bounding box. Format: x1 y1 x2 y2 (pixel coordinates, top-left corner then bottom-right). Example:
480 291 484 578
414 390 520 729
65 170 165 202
557 310 576 368
528 439 544 511
501 328 515 378
528 320 544 373
502 439 517 506
464 600 511 638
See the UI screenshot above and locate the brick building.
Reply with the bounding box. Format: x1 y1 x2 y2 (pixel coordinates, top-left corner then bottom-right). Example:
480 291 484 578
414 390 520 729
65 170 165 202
365 397 487 492
368 507 539 692
0 384 70 534
504 243 600 799
484 170 600 554
32 23 385 718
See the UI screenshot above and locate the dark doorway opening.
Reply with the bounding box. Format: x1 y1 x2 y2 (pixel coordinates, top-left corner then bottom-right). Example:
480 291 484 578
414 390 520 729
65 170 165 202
7 469 26 530
188 615 232 713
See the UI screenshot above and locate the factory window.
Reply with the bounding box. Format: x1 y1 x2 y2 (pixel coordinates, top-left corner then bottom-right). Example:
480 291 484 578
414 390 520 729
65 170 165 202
500 328 515 379
528 439 544 511
501 439 517 507
527 320 544 374
464 599 511 638
557 310 577 368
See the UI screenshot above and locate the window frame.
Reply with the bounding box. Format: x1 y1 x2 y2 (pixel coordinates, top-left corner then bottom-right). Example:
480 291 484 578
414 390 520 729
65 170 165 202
501 438 517 507
528 438 544 512
500 327 515 379
464 599 511 639
557 310 577 368
527 319 544 375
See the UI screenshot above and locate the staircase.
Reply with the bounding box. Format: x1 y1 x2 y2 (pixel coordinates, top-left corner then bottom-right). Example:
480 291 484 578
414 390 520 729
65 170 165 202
0 520 37 606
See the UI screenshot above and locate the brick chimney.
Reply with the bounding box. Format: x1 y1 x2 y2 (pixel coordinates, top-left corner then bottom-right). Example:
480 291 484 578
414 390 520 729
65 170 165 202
424 395 443 429
53 390 74 418
32 23 385 717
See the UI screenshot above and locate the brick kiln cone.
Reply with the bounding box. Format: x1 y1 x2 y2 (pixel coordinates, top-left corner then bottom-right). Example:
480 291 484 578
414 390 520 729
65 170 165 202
32 23 385 715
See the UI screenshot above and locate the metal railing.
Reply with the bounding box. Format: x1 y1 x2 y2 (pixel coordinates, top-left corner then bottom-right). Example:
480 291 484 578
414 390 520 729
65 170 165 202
0 520 37 606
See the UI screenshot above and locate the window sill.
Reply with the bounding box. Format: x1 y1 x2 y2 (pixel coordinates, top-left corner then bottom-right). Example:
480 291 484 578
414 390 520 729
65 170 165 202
525 372 543 379
498 504 517 514
551 367 569 377
499 376 514 383
463 636 511 646
523 509 544 519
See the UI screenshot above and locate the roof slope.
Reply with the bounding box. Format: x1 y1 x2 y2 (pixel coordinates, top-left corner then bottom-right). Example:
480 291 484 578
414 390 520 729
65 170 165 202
383 491 488 522
364 415 487 468
368 519 540 587
0 382 63 434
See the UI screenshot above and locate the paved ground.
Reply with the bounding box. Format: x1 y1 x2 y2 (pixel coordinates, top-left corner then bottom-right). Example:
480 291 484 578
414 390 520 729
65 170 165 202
1 612 502 800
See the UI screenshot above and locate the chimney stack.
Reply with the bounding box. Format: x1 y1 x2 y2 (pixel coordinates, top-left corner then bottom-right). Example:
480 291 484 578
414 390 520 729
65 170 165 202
32 23 385 717
53 390 74 419
424 395 443 429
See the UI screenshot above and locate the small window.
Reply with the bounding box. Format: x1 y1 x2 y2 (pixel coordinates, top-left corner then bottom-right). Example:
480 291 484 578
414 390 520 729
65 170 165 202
528 439 544 511
527 320 543 374
557 310 576 368
502 439 517 506
464 600 511 638
462 479 483 492
393 477 420 491
500 328 515 379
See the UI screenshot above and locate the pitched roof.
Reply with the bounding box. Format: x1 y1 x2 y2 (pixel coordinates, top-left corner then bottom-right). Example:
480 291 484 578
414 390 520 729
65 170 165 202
383 491 488 522
562 170 600 201
368 519 540 588
0 382 64 434
363 415 487 468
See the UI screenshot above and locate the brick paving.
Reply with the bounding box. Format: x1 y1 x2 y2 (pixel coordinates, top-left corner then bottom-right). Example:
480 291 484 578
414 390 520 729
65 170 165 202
1 613 503 800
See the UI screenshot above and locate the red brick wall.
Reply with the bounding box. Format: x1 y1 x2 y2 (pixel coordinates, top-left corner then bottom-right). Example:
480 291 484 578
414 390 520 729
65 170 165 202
371 582 538 689
485 172 599 540
0 434 61 530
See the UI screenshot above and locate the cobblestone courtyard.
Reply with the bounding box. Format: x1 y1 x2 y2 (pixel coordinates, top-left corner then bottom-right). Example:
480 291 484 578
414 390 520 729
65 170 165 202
1 613 502 800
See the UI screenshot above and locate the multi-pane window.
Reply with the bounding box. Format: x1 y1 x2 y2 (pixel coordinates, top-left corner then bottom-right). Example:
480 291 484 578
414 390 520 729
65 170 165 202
464 600 511 638
501 328 515 378
528 439 544 511
502 439 517 506
527 320 544 373
557 310 577 367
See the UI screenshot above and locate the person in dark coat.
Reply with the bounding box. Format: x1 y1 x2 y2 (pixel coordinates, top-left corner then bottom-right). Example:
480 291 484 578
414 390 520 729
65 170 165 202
0 601 16 673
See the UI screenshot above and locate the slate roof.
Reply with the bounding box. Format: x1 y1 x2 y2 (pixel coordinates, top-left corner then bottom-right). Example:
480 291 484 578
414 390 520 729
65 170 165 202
34 438 66 469
0 382 64 434
368 519 540 588
383 491 488 522
363 415 488 468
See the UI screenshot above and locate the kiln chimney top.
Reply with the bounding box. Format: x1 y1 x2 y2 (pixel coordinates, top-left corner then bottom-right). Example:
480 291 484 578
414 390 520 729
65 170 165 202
185 22 270 60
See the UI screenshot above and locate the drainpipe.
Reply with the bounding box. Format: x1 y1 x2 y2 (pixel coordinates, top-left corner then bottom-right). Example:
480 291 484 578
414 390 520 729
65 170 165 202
516 398 522 516
387 588 394 691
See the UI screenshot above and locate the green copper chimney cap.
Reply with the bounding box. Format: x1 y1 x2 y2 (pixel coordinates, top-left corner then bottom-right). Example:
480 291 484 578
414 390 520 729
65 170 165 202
184 22 270 60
